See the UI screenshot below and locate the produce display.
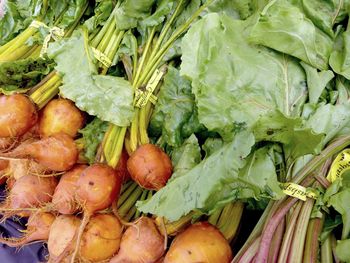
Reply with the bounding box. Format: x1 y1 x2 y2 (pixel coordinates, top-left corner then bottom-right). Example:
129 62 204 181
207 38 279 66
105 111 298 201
1 0 350 263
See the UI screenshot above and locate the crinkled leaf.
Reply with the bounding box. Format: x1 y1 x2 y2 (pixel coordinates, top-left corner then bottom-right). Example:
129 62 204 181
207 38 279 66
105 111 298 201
0 58 54 94
328 188 350 239
335 239 350 262
116 30 138 59
249 0 333 70
48 31 134 126
0 1 29 45
202 137 224 158
1 0 88 45
237 145 284 200
253 111 324 159
44 0 88 29
170 134 201 180
137 132 255 221
320 215 342 242
336 77 350 104
300 62 334 104
181 13 308 141
84 0 114 33
305 103 350 147
149 66 204 146
206 0 264 20
140 0 175 28
115 0 156 30
324 179 342 203
301 0 348 38
330 27 350 80
78 117 108 164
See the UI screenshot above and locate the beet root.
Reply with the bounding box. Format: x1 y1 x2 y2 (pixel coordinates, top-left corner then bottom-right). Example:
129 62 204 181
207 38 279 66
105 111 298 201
127 144 172 190
39 98 85 138
1 133 78 171
51 165 87 215
0 212 55 247
48 215 80 263
110 217 165 263
0 94 38 138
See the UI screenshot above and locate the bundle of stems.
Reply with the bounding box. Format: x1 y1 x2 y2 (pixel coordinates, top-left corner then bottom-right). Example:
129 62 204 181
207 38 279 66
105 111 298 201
232 135 350 263
28 2 125 110
0 1 89 62
102 0 213 168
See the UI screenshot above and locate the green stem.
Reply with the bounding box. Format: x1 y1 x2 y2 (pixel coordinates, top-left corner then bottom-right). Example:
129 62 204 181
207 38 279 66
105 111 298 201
118 186 143 217
289 198 315 262
91 18 113 48
321 234 333 263
208 208 222 226
117 182 138 207
120 180 133 194
133 27 157 86
22 45 40 59
277 202 303 263
130 109 140 152
303 216 324 263
91 2 120 48
148 0 185 61
27 46 42 59
100 30 125 74
29 72 61 109
107 31 124 61
139 106 150 145
0 45 33 62
124 206 137 222
232 202 275 262
136 0 213 88
134 190 149 219
0 27 38 59
97 19 116 53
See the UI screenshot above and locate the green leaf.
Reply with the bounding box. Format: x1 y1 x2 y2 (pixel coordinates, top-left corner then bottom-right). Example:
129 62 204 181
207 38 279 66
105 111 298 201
140 0 175 28
170 134 201 180
0 1 29 45
329 26 350 80
55 0 89 30
305 103 350 147
0 58 54 94
84 0 114 33
335 239 350 262
237 145 284 200
328 188 350 239
300 0 348 38
206 0 264 20
320 215 342 242
114 0 156 31
300 62 334 104
181 13 308 141
137 131 256 221
149 66 204 146
249 0 333 70
78 117 108 164
202 137 224 158
48 31 134 126
253 111 324 159
336 76 350 104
